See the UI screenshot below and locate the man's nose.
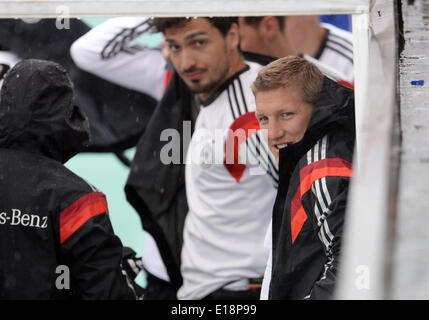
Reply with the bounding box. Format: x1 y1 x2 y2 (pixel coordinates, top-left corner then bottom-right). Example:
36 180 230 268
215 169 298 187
268 119 284 141
180 49 197 72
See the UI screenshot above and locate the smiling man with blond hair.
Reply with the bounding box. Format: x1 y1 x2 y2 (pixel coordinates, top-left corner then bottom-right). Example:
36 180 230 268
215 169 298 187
253 56 355 299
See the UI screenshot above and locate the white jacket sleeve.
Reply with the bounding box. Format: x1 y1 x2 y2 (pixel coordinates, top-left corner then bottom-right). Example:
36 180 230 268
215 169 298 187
0 51 21 89
70 17 167 101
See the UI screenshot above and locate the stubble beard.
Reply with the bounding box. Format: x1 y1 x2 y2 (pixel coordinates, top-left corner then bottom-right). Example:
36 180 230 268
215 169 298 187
186 45 230 97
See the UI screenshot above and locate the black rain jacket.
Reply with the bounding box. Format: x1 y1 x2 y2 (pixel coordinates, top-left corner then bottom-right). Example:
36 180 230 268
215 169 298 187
125 72 191 291
0 59 135 300
269 77 355 299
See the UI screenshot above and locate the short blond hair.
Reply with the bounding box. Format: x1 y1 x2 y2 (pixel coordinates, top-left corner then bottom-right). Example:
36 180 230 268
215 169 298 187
251 56 323 105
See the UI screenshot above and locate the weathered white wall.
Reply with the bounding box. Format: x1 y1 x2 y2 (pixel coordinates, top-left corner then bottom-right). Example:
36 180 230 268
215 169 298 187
390 0 429 299
0 0 368 18
336 0 398 299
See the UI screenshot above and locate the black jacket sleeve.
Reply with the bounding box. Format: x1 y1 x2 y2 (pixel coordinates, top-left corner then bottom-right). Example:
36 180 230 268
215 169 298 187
307 174 351 299
58 193 136 300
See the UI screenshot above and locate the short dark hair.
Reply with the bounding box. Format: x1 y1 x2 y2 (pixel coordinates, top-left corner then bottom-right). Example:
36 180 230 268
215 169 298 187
243 16 285 31
148 17 238 37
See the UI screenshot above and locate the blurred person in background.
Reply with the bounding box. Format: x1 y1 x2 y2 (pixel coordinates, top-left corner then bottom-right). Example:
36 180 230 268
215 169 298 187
238 15 354 85
284 15 354 83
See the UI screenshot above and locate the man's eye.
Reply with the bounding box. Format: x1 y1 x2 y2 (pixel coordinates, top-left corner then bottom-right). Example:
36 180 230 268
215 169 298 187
281 112 293 118
195 40 206 47
169 44 180 52
258 116 268 122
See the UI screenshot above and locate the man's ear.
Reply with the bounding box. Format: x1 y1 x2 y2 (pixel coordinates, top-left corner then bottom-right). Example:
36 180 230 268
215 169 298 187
161 37 171 61
227 22 241 49
260 16 281 40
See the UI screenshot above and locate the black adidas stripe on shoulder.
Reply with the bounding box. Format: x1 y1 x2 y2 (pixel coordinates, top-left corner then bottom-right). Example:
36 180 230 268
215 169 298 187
324 43 354 63
101 20 152 59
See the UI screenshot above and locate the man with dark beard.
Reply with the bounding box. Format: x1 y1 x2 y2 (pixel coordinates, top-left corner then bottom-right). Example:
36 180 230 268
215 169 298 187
124 17 279 300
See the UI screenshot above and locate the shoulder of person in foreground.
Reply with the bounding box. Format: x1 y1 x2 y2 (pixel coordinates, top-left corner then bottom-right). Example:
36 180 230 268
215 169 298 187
0 59 137 299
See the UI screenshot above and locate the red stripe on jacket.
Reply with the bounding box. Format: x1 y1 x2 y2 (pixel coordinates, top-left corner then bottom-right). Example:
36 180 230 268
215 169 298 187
290 158 352 243
337 80 354 90
60 191 108 244
163 70 173 91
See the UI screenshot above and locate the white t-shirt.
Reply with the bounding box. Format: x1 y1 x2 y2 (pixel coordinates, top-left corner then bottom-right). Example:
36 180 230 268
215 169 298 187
178 62 278 300
318 23 354 84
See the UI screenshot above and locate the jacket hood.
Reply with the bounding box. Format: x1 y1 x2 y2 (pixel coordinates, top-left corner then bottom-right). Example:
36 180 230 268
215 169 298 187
0 59 90 163
307 76 355 138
